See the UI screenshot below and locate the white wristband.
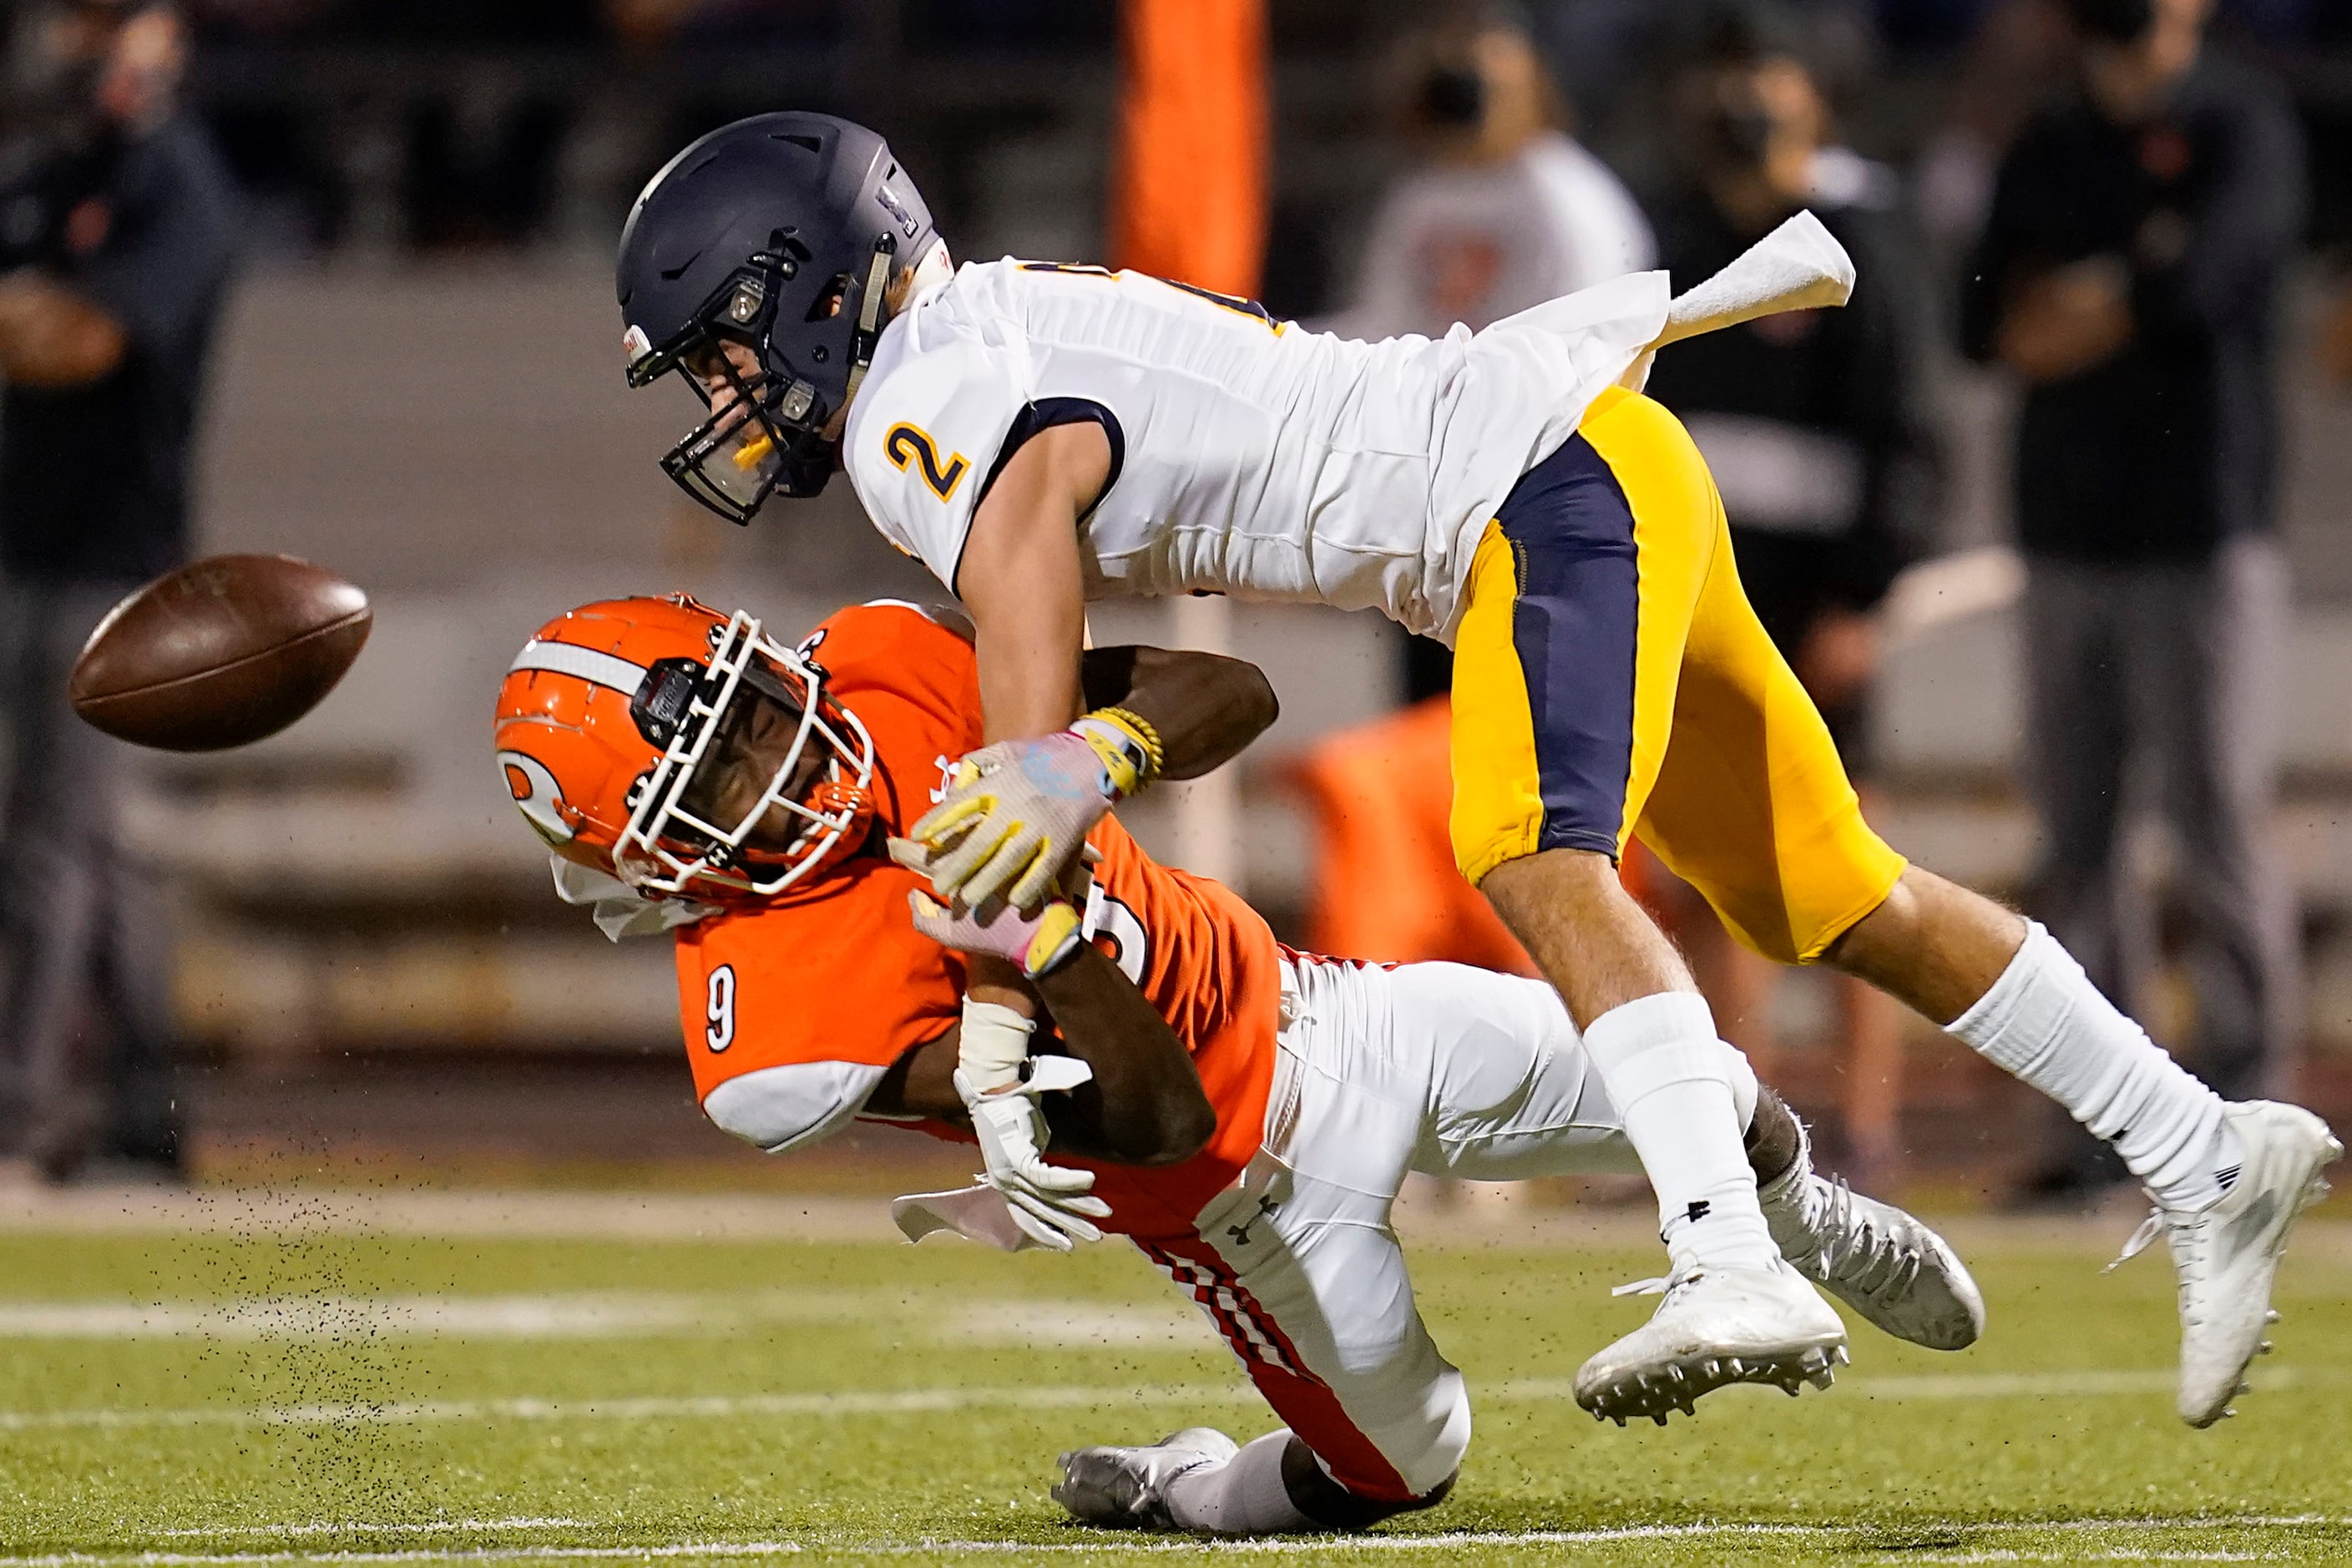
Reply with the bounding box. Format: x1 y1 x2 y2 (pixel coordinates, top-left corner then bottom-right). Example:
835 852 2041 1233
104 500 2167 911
958 997 1035 1095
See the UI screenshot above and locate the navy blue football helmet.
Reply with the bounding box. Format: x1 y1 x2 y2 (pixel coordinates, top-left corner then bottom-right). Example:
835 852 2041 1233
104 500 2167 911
616 113 938 520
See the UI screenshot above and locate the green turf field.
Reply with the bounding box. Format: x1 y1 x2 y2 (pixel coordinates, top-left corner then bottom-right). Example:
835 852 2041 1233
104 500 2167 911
2 1215 2349 1565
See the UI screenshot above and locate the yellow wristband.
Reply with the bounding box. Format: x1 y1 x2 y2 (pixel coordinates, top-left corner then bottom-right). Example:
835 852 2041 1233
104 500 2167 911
1070 706 1164 797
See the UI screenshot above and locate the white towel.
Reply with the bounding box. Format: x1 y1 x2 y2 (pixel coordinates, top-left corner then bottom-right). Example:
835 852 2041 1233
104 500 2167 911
1657 208 1854 347
891 1185 1049 1252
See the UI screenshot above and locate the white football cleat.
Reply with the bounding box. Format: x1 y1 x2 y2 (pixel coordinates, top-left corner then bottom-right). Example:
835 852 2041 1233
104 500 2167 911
1574 1257 1849 1425
2105 1100 2342 1429
1759 1129 1985 1352
1053 1427 1238 1530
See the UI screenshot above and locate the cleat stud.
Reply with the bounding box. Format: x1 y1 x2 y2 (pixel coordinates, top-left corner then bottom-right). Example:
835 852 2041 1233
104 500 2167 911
2259 1341 2274 1354
1702 1359 1719 1378
1834 1346 1851 1366
1651 1413 1668 1427
1611 1415 1626 1428
1726 1358 1745 1378
2237 1381 2253 1396
1783 1383 1800 1397
2267 1310 2282 1324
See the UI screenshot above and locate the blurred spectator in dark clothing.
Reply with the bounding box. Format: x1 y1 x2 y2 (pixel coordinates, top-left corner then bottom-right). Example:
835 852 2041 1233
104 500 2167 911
1961 0 2302 1206
1636 3 1940 1184
1914 0 2081 256
1323 11 1652 345
0 0 236 1181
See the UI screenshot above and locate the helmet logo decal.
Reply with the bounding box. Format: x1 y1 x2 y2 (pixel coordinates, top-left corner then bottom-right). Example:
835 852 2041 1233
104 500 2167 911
498 750 575 846
797 625 830 676
883 422 968 502
622 324 652 367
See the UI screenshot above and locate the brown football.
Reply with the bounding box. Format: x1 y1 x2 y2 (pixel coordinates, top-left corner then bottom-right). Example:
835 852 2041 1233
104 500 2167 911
68 554 372 751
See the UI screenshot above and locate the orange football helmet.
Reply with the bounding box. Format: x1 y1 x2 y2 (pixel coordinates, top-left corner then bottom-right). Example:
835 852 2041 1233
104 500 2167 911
493 594 875 902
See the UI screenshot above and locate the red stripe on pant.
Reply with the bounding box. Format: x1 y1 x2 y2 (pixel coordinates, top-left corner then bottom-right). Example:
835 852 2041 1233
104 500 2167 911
1141 1235 1420 1504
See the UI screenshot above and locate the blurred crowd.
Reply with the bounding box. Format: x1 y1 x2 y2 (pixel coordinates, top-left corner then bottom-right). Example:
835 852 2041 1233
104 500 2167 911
0 0 2346 269
0 0 2339 1199
1292 0 2311 1202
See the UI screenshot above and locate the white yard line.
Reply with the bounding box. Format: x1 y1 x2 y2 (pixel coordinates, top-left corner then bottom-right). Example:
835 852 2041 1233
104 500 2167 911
0 1292 1204 1347
0 1187 902 1244
0 1290 936 1343
4 1181 2347 1263
155 1526 594 1542
1 1516 2343 1564
0 1383 1262 1434
0 1364 2323 1435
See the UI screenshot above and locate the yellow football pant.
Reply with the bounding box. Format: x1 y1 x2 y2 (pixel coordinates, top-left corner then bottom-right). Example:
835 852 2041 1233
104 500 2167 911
1448 386 1906 965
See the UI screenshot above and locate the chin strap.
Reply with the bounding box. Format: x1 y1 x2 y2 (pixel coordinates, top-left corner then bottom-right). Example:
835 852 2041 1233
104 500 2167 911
839 237 896 412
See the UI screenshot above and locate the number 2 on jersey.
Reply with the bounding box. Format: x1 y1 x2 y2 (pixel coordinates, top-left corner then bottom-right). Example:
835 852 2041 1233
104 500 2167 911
884 423 969 502
705 964 736 1052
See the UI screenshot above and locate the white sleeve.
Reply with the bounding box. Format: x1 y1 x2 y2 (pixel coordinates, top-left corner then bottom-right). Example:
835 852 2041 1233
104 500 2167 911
701 1061 888 1155
842 337 1029 592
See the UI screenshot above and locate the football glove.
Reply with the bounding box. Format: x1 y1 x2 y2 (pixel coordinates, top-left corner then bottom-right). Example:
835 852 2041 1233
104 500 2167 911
956 1060 1110 1252
898 708 1161 911
906 888 1086 979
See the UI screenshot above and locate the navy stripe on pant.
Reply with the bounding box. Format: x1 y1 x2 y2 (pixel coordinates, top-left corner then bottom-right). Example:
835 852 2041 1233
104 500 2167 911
1493 433 1641 860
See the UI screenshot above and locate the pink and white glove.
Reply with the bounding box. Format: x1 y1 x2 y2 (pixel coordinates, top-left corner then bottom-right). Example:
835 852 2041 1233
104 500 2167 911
904 886 1086 978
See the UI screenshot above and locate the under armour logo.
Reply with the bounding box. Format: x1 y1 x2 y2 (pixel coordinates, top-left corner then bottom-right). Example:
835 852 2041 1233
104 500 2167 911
1686 1200 1712 1225
1227 1195 1280 1246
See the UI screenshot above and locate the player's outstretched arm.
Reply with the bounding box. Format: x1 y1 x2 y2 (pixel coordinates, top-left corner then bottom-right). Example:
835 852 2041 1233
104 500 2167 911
902 422 1135 913
1080 645 1278 781
956 421 1111 742
866 938 1215 1168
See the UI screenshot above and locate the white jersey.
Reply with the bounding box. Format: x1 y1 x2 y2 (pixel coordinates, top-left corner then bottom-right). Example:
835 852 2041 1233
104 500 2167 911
842 257 1667 642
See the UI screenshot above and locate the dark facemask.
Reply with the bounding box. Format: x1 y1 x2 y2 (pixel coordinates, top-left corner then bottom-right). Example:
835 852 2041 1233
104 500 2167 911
1704 99 1778 169
1417 63 1488 132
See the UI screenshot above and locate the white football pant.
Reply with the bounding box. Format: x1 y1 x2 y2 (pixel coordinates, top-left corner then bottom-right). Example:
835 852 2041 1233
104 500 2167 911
1137 954 1717 1504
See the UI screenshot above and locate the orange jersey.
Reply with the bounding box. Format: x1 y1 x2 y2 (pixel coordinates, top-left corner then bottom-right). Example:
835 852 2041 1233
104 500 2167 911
672 601 1280 1240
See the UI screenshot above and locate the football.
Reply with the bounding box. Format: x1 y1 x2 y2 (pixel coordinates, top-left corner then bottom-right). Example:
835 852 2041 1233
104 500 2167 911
68 554 372 751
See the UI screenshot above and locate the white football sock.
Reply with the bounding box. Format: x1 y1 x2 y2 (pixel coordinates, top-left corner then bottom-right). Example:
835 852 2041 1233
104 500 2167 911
1584 992 1780 1272
1950 920 2240 1211
1161 1432 1315 1535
